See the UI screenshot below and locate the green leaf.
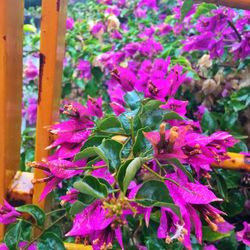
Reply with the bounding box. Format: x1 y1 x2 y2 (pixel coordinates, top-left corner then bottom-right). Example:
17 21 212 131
75 139 122 172
133 127 152 157
81 135 106 150
140 109 164 130
135 180 181 217
97 115 122 131
220 189 245 216
99 139 123 172
181 0 194 20
136 180 172 204
23 24 37 33
163 111 185 121
214 174 228 200
69 201 86 216
74 176 108 199
74 146 105 161
167 158 194 182
229 141 248 153
193 3 217 19
38 232 65 250
201 110 217 133
4 221 22 250
231 87 250 112
119 109 141 134
124 91 144 110
216 232 237 250
4 221 31 250
118 157 144 192
202 226 231 242
16 204 45 226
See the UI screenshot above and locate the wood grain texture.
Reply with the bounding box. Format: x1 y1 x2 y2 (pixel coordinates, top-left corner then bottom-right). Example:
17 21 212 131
33 0 68 209
0 0 24 239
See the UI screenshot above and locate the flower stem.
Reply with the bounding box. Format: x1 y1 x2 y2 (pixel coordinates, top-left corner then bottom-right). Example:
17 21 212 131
142 164 164 180
23 213 66 250
45 208 66 216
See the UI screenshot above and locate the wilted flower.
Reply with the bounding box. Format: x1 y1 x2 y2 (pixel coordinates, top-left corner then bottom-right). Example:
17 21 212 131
106 14 120 32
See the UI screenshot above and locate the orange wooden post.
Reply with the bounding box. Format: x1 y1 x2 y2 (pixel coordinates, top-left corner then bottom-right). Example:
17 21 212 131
0 0 24 238
33 0 68 209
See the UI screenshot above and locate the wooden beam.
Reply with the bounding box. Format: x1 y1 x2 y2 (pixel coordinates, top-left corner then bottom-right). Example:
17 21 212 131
64 243 92 250
212 152 250 172
33 0 68 209
0 0 24 239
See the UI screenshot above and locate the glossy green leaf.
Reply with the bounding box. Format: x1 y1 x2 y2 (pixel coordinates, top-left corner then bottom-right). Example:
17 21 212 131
98 139 123 172
220 189 245 216
74 146 105 161
118 157 144 192
167 158 194 182
163 111 185 121
135 180 181 217
124 91 144 110
81 135 106 150
181 0 194 20
97 115 122 131
38 232 65 250
4 221 22 250
193 3 217 19
201 110 217 133
75 139 122 172
133 127 152 157
202 226 231 242
4 220 31 250
74 176 108 199
16 204 45 226
69 201 86 216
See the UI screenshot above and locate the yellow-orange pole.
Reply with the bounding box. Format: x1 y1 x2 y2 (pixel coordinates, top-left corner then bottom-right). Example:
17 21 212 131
33 0 68 209
212 152 250 172
0 0 24 239
64 243 92 250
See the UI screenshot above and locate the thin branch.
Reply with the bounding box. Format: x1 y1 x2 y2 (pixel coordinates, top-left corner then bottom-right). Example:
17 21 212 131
227 20 242 42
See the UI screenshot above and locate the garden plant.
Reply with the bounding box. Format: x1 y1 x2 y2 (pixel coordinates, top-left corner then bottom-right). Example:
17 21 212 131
1 0 250 249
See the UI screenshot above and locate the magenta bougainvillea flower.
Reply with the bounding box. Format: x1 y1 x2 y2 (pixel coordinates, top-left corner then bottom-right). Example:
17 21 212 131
161 98 188 117
91 21 105 37
165 170 228 249
66 17 74 30
0 242 37 250
67 199 128 249
24 61 38 80
138 0 158 10
0 200 20 224
29 159 83 200
60 188 79 205
76 59 92 80
25 97 37 125
236 222 250 246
